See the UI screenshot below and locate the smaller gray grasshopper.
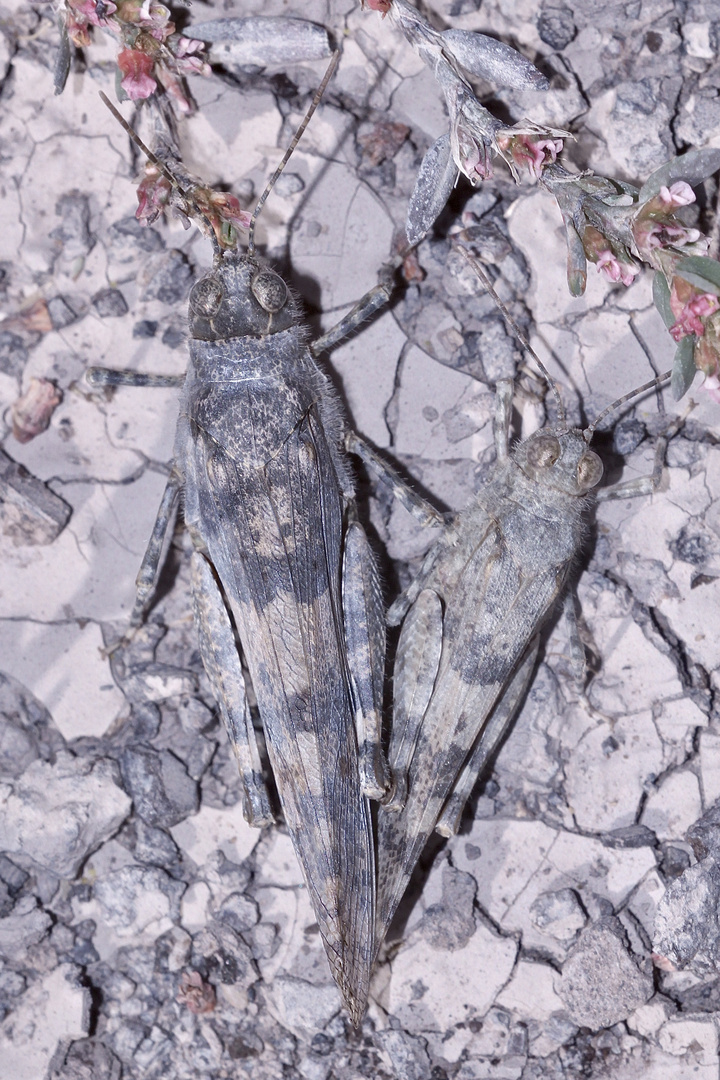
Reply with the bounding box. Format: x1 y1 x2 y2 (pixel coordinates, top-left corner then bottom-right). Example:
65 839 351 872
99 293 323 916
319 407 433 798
86 62 391 1024
349 249 674 956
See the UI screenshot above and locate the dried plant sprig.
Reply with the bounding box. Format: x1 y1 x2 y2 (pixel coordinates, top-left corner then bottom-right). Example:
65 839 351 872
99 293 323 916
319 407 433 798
364 0 566 244
542 152 720 401
56 0 211 111
365 1 720 404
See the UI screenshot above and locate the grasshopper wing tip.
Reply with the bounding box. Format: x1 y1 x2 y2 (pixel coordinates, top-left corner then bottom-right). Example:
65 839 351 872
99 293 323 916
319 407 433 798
342 986 369 1028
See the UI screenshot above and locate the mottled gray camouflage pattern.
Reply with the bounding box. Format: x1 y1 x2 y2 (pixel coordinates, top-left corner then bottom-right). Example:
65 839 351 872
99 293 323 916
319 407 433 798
376 419 603 953
175 252 383 1024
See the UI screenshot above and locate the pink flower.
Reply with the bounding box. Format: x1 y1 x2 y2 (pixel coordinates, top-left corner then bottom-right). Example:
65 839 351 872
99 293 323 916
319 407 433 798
177 971 215 1015
207 192 252 231
118 48 157 99
659 181 695 208
364 0 392 14
65 12 91 47
176 36 205 58
669 293 719 341
453 120 493 182
134 0 174 41
154 63 191 112
68 0 117 25
496 133 563 180
702 373 720 403
642 222 702 250
596 249 641 287
136 164 172 225
175 37 211 76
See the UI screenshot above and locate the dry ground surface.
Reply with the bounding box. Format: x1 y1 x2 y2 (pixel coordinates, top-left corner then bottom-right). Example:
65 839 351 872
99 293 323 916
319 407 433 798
1 0 720 1077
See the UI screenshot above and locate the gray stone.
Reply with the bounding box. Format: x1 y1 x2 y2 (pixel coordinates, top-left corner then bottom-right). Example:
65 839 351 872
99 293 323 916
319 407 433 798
273 172 305 197
558 917 654 1028
108 215 164 254
161 323 185 349
51 192 95 262
119 746 198 829
0 753 131 877
537 4 577 50
615 553 680 606
115 819 181 869
48 1038 122 1080
0 964 90 1080
93 865 185 936
419 864 477 951
377 1029 432 1080
132 320 158 338
47 296 80 329
0 895 52 960
654 853 720 977
269 974 341 1038
191 922 256 989
141 250 193 305
0 332 28 377
217 892 260 933
530 888 587 942
0 671 65 779
0 450 72 546
91 288 128 318
612 417 646 456
686 798 720 861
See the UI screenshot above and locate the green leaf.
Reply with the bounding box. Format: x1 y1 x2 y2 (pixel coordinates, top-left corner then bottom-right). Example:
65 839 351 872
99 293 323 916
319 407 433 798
675 255 720 296
639 149 720 203
54 21 72 96
652 272 674 327
565 221 587 297
670 335 698 401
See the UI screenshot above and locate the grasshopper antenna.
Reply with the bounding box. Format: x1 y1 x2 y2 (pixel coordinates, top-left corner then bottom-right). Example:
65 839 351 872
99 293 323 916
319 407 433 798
583 370 672 442
247 50 340 257
455 243 567 431
99 91 222 257
100 92 192 201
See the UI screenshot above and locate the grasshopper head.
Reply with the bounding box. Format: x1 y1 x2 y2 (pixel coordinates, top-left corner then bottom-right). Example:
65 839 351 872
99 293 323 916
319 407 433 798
515 428 603 497
188 253 300 341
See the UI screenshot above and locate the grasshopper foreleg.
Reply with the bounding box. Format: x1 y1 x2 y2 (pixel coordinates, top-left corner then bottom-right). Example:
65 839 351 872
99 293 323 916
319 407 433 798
191 552 274 828
86 368 185 389
127 471 182 631
596 432 668 502
346 431 447 529
311 282 393 356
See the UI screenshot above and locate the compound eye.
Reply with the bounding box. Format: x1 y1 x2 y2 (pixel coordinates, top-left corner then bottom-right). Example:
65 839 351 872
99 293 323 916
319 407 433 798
526 434 561 469
189 277 224 317
577 451 603 490
251 270 288 313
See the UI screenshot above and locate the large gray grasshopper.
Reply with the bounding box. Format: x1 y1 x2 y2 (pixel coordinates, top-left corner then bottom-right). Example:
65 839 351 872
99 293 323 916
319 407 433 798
350 250 674 956
87 70 391 1024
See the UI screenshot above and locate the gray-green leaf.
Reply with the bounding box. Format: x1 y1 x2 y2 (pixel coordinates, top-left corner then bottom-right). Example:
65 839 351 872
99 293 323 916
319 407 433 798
675 255 720 297
441 29 548 91
188 17 331 65
639 149 720 204
670 335 697 401
565 221 587 297
652 272 674 328
406 133 457 246
54 21 72 96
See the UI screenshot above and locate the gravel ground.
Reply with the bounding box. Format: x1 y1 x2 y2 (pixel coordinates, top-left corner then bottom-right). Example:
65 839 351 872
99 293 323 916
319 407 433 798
1 1 720 1077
